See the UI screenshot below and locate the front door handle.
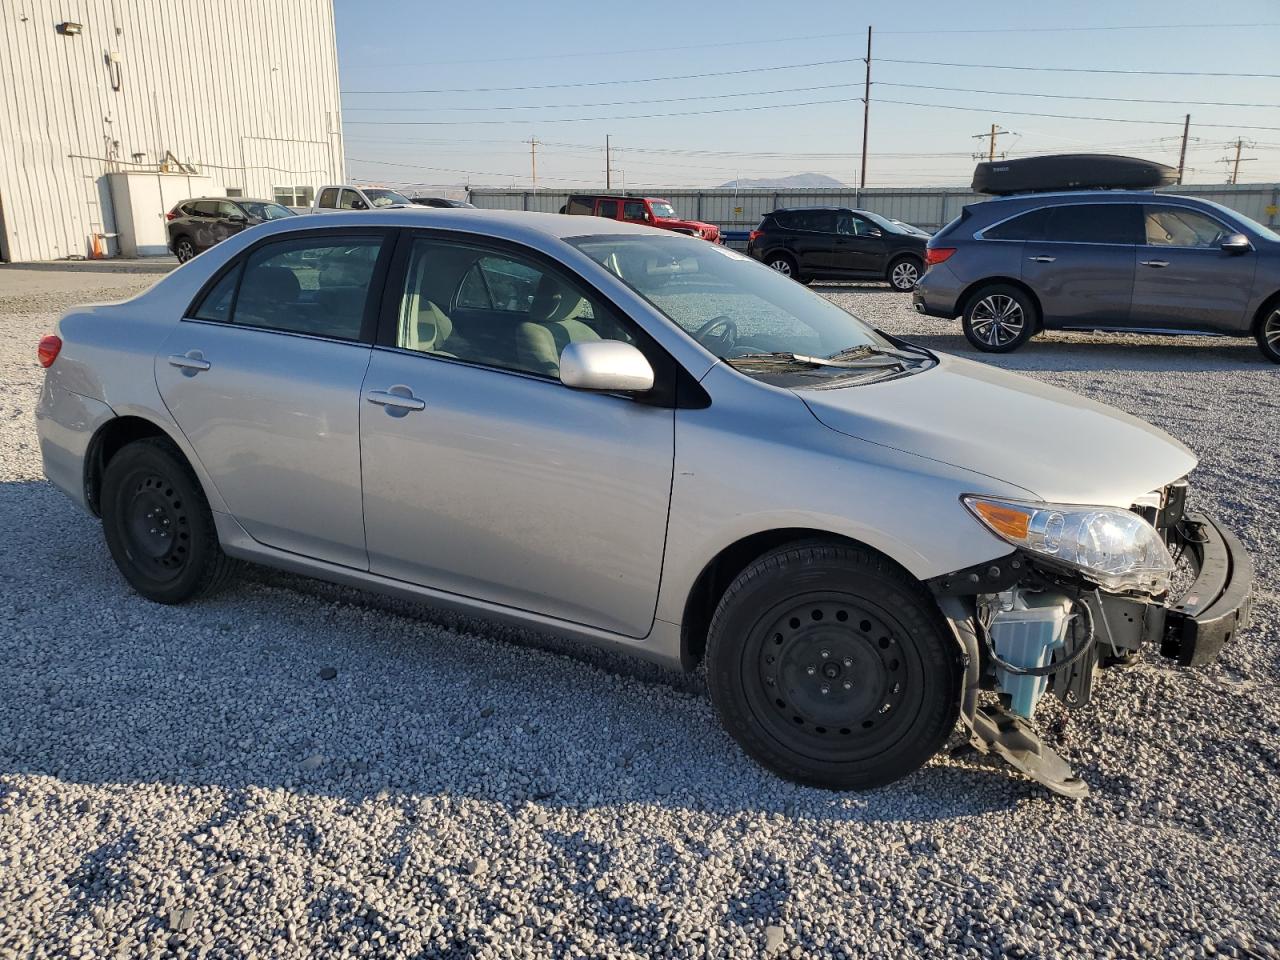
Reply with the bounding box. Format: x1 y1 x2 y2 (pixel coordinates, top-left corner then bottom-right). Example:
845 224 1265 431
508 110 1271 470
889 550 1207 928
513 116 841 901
1027 255 1056 263
168 351 211 375
364 386 426 413
1140 259 1170 268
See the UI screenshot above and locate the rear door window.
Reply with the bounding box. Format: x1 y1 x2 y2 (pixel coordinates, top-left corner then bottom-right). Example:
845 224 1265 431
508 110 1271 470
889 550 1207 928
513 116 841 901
191 201 219 218
1043 204 1141 245
193 236 384 340
596 199 619 219
317 188 339 209
565 196 594 215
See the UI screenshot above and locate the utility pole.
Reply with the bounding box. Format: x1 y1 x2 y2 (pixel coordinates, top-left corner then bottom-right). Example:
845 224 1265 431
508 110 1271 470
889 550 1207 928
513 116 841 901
859 26 871 190
526 137 539 190
1220 138 1257 184
971 125 1013 162
605 134 612 190
1176 114 1190 184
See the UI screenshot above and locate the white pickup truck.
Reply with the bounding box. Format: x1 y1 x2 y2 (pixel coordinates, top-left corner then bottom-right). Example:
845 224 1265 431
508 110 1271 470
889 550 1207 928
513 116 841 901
312 185 416 213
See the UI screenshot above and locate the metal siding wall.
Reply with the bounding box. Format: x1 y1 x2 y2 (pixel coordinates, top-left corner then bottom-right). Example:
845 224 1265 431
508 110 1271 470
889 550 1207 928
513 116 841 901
0 0 343 262
469 185 1280 234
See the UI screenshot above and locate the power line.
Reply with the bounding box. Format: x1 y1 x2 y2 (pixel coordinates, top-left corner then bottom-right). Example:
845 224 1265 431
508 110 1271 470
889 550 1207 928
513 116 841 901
342 81 861 112
344 94 1280 131
878 98 1280 131
341 23 1280 69
876 82 1280 109
341 57 862 96
877 57 1280 79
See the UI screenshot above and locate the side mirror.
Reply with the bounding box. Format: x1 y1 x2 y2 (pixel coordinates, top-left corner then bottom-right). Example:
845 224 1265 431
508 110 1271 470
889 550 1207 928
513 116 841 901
227 212 246 223
559 340 654 393
867 228 883 238
643 211 653 222
1220 232 1251 254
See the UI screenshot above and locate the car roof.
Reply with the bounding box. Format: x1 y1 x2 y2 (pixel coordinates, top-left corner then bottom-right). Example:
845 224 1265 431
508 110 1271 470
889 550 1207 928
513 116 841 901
180 197 275 204
237 207 669 243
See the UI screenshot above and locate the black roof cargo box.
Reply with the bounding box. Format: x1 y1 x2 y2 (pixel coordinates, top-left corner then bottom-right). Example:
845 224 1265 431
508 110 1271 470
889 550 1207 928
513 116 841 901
972 154 1179 196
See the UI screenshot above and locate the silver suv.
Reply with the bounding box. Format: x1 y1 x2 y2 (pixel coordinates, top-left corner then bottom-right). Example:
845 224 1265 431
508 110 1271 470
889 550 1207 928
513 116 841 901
35 210 1254 796
913 191 1280 362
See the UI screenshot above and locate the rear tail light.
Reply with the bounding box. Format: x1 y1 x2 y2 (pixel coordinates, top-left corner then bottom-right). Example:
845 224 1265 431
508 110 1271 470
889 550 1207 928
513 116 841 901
925 247 956 266
37 334 62 368
748 229 762 243
165 208 179 221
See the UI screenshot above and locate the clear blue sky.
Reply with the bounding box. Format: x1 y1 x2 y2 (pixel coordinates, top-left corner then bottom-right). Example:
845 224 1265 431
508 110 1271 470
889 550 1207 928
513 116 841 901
334 0 1280 191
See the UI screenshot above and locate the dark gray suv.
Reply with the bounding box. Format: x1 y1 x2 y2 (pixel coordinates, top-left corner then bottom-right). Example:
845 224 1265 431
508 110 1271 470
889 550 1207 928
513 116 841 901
912 191 1280 362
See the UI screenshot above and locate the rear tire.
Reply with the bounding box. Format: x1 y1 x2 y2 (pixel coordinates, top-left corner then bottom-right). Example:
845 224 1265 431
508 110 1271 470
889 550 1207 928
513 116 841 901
887 255 922 292
766 253 801 282
705 541 961 790
174 236 196 263
100 438 236 603
1256 305 1280 363
962 283 1037 353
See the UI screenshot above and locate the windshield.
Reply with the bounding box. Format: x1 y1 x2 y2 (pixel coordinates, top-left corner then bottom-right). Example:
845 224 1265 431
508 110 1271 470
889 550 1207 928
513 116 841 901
362 188 412 207
858 210 913 235
1198 198 1280 243
649 201 677 219
568 234 900 380
238 201 295 220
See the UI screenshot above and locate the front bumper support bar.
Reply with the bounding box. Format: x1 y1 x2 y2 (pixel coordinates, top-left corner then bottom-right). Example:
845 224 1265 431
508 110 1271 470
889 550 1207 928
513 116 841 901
1162 512 1255 667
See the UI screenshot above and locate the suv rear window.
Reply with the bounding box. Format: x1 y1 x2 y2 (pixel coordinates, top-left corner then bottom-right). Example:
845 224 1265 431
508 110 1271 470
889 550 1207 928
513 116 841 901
775 210 836 233
1043 204 1141 245
565 196 594 215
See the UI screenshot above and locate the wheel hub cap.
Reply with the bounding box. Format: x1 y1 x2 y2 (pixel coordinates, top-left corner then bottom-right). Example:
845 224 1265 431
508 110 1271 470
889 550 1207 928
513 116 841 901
123 474 190 575
756 599 905 738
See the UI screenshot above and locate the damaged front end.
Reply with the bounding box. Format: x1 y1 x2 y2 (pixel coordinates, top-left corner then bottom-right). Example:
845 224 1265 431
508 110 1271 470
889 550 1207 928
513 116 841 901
928 481 1255 798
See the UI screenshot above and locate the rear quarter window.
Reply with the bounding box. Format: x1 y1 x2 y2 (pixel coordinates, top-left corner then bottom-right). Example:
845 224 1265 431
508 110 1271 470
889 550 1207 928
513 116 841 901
982 207 1051 241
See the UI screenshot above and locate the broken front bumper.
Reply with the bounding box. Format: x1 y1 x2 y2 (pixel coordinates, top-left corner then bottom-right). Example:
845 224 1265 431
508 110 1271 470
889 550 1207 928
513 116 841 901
1160 512 1255 667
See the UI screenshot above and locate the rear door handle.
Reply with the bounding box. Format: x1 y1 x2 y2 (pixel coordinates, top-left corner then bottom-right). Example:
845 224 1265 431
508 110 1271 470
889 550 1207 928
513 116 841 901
1140 259 1170 268
168 351 211 374
1027 256 1056 263
364 386 425 413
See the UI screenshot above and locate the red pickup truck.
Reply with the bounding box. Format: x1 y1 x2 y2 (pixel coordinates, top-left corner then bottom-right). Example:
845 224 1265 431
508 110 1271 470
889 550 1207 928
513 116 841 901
561 195 722 243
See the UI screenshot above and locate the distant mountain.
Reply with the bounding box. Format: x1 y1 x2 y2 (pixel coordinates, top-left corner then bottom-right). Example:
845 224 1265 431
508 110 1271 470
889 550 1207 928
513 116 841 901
717 173 848 189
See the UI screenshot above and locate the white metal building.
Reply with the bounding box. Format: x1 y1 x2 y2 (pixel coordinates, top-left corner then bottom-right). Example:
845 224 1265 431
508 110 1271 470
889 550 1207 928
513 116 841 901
0 1 345 262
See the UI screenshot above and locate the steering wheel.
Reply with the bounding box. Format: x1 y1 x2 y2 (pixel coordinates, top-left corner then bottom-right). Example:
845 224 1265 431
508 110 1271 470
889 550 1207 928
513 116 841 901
693 315 737 353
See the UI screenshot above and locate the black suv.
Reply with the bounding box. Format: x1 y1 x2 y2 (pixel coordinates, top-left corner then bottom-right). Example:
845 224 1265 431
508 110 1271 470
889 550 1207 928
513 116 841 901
746 207 928 290
913 191 1280 361
165 197 296 263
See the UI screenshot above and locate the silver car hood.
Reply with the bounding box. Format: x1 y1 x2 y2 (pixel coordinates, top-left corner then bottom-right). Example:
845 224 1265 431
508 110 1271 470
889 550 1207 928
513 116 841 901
799 353 1197 506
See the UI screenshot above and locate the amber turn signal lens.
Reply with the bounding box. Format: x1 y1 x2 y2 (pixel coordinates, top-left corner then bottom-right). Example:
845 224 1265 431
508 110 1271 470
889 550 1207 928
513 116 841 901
970 500 1031 541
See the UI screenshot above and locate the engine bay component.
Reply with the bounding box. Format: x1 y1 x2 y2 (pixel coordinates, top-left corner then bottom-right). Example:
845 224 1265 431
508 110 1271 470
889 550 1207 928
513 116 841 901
985 591 1073 718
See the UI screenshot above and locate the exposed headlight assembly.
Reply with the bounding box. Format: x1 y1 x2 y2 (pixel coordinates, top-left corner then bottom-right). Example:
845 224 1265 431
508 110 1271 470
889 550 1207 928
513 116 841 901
963 495 1174 595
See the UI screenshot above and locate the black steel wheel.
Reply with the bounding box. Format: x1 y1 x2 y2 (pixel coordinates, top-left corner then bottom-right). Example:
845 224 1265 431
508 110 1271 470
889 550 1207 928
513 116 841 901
706 541 961 789
100 438 236 603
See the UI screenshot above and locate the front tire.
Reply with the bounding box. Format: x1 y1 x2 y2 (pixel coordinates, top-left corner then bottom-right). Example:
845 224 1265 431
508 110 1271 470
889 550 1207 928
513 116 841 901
100 438 236 603
705 542 961 790
887 255 922 292
962 283 1037 353
1256 305 1280 363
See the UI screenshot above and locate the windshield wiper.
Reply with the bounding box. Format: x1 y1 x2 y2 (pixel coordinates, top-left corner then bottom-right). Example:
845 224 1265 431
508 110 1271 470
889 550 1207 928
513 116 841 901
727 351 906 369
825 344 925 364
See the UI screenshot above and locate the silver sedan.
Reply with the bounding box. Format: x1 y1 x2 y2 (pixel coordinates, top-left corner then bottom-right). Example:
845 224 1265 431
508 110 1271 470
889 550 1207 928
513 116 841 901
35 209 1253 796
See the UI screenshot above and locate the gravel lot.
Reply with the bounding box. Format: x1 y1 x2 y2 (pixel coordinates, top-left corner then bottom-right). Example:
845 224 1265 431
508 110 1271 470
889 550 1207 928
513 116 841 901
1 264 1277 959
